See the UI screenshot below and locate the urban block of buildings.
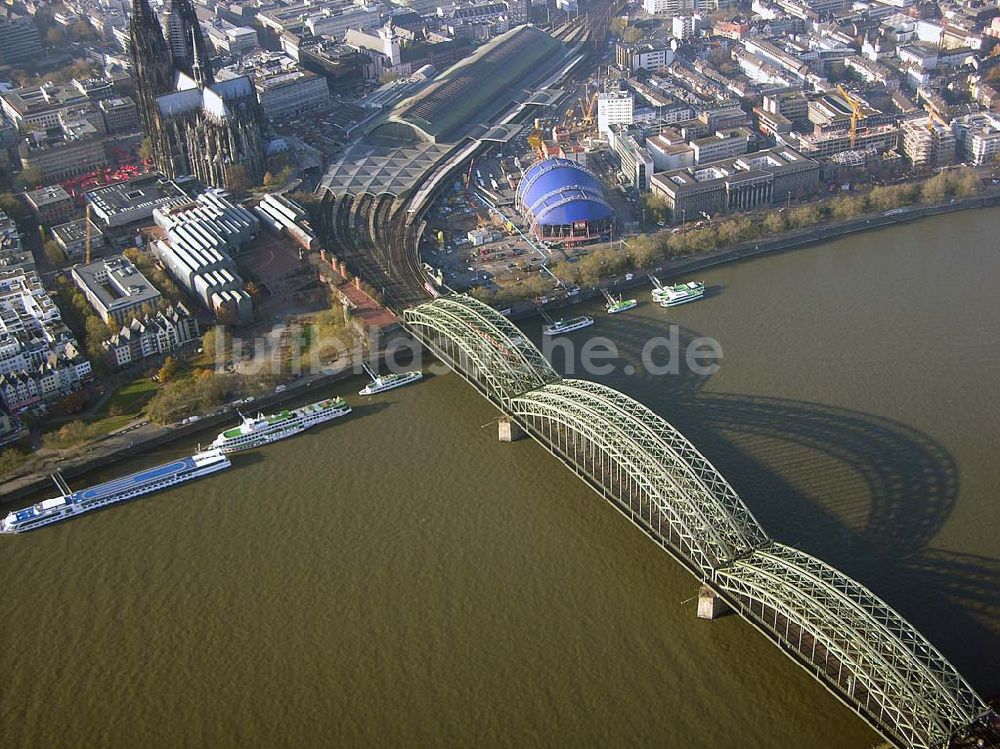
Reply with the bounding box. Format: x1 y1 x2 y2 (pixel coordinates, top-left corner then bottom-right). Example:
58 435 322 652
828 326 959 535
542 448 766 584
85 173 189 228
650 147 821 223
0 269 92 412
103 302 199 369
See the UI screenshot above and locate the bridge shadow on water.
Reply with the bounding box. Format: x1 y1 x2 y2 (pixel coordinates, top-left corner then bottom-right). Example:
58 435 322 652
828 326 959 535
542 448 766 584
563 314 1000 694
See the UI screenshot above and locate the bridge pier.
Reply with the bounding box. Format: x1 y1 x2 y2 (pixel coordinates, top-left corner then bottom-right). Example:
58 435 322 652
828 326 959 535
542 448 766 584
498 418 525 443
697 585 729 620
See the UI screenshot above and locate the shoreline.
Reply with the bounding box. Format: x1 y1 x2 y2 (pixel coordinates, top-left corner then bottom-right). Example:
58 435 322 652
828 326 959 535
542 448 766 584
502 188 1000 320
5 190 997 503
0 354 389 505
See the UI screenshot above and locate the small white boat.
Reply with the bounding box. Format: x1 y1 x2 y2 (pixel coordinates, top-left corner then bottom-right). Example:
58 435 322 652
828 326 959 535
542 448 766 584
658 281 705 307
359 364 423 395
603 289 637 314
542 315 594 335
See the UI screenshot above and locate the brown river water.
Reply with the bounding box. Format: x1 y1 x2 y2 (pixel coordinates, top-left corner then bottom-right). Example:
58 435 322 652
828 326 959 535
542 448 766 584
2 209 998 748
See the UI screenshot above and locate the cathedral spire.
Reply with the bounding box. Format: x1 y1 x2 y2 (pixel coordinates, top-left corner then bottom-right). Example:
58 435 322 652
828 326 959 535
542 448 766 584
191 26 208 88
130 0 174 146
168 0 213 82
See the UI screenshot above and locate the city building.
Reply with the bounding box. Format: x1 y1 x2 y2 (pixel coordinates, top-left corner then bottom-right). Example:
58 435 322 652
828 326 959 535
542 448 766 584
953 112 1000 166
71 255 163 325
650 147 820 224
131 0 266 193
151 189 258 322
643 0 695 14
0 268 91 410
205 21 259 56
792 124 899 159
597 90 634 138
98 97 141 134
691 127 752 165
253 194 318 250
221 53 330 121
51 219 106 262
611 131 654 192
514 158 614 244
103 302 199 369
25 186 74 226
302 3 382 39
646 132 695 172
0 13 42 66
85 173 188 228
900 117 956 168
18 125 108 183
0 211 33 273
0 82 91 130
672 16 702 40
615 43 673 72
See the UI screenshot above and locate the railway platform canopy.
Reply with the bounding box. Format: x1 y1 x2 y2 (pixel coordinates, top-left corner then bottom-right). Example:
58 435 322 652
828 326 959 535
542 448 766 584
317 141 452 199
370 25 562 144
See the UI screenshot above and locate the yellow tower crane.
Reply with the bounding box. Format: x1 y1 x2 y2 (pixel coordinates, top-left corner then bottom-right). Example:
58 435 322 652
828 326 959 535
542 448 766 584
836 85 864 148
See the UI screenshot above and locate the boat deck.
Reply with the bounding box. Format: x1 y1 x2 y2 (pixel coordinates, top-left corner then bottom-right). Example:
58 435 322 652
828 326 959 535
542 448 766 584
72 457 196 504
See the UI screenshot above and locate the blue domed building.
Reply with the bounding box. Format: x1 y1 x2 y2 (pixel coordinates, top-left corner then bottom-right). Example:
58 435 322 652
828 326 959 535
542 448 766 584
515 158 614 244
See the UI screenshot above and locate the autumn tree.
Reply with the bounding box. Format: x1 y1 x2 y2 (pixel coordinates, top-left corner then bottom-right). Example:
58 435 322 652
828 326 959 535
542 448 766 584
19 166 43 189
762 211 788 234
157 356 179 383
43 240 65 267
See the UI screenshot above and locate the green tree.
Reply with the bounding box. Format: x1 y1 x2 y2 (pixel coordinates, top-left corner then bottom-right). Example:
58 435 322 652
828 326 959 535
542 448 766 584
0 448 28 478
45 27 64 45
952 168 981 197
788 205 821 229
626 235 662 268
868 185 901 211
139 137 154 162
72 20 96 41
0 193 29 223
830 194 866 219
226 164 252 197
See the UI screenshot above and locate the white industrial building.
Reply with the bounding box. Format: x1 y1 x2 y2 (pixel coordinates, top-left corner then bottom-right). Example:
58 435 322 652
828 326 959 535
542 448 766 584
253 194 317 250
152 189 259 324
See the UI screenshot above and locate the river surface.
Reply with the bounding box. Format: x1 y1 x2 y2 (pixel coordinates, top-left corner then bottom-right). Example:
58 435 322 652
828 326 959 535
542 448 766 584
2 210 999 748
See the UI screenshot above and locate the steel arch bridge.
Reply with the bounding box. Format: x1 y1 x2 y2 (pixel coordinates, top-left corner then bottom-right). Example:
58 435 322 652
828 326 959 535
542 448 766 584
402 294 995 749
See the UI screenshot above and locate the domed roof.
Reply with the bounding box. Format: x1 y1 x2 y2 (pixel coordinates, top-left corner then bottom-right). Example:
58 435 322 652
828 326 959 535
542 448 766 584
516 158 613 226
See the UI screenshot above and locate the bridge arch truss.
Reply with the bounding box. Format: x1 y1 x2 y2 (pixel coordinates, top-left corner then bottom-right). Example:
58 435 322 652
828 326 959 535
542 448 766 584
404 295 559 405
403 294 995 748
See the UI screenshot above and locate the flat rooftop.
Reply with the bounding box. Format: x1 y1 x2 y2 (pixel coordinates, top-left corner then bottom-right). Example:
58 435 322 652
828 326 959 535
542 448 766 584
72 255 161 312
26 185 71 207
52 218 103 244
86 174 188 217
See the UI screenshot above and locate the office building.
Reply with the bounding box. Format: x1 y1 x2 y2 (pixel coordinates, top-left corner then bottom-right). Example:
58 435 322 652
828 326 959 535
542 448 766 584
71 255 163 325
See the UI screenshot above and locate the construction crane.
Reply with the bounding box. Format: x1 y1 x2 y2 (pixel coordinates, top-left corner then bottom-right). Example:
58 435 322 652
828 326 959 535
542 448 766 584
580 92 599 127
836 85 863 148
